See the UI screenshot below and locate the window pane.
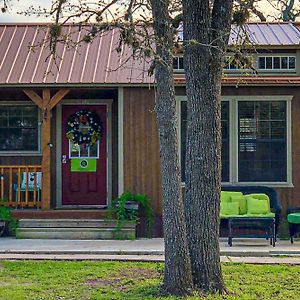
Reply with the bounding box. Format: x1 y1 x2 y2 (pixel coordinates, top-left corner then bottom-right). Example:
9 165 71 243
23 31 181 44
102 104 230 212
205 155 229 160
173 57 179 70
289 57 296 69
0 106 39 151
266 57 272 69
281 57 288 69
180 101 229 182
258 57 266 69
238 101 287 182
273 57 280 69
179 57 184 70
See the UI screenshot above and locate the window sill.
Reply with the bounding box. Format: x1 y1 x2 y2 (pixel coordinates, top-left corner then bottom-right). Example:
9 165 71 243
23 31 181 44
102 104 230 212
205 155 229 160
0 152 42 157
181 182 294 188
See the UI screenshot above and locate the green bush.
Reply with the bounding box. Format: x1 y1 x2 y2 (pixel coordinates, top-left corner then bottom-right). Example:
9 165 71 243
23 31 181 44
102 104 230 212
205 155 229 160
0 206 18 236
111 192 154 237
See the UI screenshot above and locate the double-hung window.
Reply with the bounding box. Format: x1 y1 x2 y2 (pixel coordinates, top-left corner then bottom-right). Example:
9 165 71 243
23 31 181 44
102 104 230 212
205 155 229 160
179 96 291 185
0 105 40 152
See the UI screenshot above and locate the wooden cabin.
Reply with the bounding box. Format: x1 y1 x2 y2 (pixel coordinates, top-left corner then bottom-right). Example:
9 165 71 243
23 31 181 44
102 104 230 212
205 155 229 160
0 23 300 238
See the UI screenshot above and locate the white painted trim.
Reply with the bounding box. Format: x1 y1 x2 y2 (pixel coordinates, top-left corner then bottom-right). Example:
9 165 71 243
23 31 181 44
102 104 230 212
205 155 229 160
118 87 124 196
56 99 113 208
176 95 293 186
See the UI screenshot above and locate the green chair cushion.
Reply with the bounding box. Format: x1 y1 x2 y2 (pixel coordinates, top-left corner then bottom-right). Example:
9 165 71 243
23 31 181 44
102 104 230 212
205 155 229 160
247 193 271 211
221 191 243 203
220 201 239 216
231 195 247 215
287 213 300 224
246 197 269 215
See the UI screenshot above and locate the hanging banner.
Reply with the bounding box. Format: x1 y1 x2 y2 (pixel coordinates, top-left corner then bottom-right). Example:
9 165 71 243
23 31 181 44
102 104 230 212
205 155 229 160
71 158 97 172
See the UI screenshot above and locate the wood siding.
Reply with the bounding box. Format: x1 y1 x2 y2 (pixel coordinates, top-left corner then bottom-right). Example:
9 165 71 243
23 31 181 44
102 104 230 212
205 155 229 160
123 88 163 236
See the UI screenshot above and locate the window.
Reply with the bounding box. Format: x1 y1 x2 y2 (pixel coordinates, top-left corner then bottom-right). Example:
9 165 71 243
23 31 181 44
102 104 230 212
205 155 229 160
173 56 184 71
238 101 287 182
180 97 290 185
224 57 240 70
0 106 39 152
180 101 230 182
258 56 296 70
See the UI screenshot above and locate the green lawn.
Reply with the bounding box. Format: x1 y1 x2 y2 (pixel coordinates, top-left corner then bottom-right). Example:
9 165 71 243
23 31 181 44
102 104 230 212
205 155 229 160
0 261 298 299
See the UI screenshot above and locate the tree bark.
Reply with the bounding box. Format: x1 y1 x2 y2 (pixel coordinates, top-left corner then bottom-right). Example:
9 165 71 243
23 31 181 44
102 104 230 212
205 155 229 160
150 0 194 295
182 0 233 294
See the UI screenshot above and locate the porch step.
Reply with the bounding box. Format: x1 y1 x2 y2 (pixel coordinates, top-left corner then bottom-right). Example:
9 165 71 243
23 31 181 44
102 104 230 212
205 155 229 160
12 210 109 220
16 219 136 240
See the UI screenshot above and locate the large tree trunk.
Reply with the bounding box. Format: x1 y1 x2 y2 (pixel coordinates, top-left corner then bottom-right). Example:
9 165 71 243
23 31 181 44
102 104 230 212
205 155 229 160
182 0 233 294
150 0 194 295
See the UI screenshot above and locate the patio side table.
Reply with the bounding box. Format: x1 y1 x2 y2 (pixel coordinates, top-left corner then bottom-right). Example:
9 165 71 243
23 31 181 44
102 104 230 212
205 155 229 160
227 217 276 247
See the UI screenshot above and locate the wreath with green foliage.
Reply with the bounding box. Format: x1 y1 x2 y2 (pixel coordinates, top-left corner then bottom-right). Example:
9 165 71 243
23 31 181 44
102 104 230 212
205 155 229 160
66 110 103 146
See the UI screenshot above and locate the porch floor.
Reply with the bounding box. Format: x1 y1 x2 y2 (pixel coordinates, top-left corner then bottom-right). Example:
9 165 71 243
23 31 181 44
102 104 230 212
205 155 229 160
1 238 300 260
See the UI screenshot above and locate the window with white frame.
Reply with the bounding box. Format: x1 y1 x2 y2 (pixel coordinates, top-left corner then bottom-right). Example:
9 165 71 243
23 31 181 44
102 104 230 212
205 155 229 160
180 98 290 184
258 56 296 70
0 105 40 152
173 56 184 71
238 101 287 182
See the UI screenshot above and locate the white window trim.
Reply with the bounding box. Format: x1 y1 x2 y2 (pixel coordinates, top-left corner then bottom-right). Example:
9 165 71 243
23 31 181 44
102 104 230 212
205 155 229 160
257 54 297 73
177 95 293 188
0 101 41 156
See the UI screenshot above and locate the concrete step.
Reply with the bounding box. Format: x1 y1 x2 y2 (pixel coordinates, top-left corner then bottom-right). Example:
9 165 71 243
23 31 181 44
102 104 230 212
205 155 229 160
18 219 134 229
16 219 136 240
16 228 135 240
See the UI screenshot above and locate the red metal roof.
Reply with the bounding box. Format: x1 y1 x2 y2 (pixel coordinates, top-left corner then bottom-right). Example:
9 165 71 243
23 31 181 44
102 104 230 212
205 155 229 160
0 23 300 86
0 24 153 85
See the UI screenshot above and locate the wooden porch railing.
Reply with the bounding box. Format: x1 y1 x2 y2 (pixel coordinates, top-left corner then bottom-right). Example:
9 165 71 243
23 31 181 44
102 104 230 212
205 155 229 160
0 166 42 208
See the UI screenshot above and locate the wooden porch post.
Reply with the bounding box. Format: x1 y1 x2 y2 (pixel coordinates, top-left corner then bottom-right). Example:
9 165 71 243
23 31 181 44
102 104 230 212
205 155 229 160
23 89 70 209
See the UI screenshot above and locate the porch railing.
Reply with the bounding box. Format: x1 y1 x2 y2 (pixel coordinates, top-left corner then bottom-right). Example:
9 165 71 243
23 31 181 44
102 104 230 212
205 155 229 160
0 166 42 208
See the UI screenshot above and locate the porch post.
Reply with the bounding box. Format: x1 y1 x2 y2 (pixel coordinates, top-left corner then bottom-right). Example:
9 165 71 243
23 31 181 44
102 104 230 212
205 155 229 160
23 89 70 210
41 89 51 210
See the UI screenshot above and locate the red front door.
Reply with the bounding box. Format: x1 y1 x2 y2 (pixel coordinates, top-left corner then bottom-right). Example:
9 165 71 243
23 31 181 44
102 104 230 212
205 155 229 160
61 105 107 206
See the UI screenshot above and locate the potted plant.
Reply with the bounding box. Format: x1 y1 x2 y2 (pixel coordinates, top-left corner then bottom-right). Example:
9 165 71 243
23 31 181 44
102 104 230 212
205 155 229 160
111 192 154 238
0 206 18 237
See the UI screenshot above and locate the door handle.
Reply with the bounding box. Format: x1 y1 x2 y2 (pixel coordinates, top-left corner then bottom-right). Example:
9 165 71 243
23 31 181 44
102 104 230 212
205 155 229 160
62 155 67 164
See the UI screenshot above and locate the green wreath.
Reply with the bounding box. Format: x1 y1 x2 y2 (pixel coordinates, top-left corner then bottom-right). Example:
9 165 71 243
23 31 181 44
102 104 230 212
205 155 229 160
66 110 103 146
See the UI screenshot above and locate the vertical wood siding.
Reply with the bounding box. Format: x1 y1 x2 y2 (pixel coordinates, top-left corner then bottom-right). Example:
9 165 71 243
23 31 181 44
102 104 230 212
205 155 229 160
123 88 163 222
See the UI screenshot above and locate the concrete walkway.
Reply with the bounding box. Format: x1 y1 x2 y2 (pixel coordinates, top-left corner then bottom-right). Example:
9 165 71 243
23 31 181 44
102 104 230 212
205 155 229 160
1 237 300 264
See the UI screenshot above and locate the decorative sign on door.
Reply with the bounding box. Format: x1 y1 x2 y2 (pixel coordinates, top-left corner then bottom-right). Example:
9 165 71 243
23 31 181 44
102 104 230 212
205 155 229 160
65 109 103 173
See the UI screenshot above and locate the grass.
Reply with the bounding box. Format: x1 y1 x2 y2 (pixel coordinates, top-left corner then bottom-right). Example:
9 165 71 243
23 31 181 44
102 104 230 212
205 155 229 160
0 261 299 299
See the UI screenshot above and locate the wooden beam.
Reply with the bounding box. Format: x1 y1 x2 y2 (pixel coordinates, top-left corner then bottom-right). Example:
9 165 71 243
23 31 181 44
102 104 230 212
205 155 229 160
41 89 51 210
22 88 69 210
23 89 43 109
50 89 70 110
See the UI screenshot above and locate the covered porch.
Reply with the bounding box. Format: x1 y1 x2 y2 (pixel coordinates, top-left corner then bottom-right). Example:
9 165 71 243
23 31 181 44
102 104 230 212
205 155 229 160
0 87 119 211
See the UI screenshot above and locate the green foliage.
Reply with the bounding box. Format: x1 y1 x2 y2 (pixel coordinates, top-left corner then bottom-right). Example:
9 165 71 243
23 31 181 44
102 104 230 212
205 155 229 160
0 206 18 236
111 192 154 237
0 261 299 299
